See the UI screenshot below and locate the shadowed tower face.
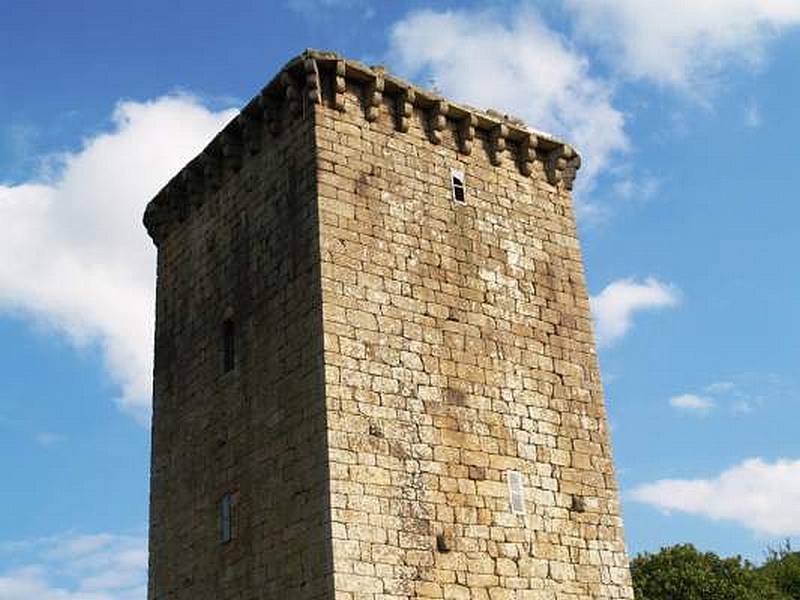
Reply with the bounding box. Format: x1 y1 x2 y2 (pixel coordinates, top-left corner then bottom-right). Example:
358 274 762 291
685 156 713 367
144 50 634 600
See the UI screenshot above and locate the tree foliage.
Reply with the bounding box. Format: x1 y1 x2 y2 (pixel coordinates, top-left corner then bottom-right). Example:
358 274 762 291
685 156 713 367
761 541 800 600
630 543 789 600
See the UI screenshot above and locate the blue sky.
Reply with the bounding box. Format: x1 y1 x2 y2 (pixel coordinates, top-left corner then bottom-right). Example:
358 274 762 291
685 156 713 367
1 0 799 596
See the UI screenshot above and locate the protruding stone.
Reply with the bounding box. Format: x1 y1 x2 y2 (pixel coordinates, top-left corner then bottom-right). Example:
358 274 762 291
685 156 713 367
238 111 263 156
221 128 243 174
430 99 448 145
304 57 322 105
520 133 538 176
281 71 301 116
334 59 347 111
546 144 580 187
262 94 281 136
201 150 223 192
490 123 508 166
458 114 477 155
562 146 581 190
365 69 384 122
397 87 415 133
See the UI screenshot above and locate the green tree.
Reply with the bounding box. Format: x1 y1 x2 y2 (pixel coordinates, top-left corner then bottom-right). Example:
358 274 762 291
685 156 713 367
630 544 787 600
760 541 800 599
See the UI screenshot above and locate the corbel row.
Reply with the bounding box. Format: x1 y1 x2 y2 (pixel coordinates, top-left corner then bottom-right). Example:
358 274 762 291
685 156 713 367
145 52 584 245
305 56 582 186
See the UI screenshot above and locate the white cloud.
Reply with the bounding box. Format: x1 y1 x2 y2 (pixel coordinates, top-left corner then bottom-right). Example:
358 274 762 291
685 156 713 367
35 432 66 447
388 7 629 191
612 175 660 203
0 96 237 422
669 393 715 414
0 532 146 600
744 101 763 127
564 0 800 91
706 381 737 394
631 458 800 536
590 277 680 347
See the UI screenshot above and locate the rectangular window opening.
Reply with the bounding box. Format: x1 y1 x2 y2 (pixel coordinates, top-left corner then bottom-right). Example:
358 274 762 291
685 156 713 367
221 492 236 543
222 319 235 373
507 470 526 515
451 169 466 204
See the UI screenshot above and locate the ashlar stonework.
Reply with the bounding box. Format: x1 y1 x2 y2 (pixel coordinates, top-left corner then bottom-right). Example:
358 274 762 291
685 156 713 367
144 49 634 600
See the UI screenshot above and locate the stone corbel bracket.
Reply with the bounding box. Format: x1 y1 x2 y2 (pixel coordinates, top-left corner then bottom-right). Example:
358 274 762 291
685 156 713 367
364 68 384 122
333 59 347 111
519 133 538 176
201 149 223 194
430 99 448 145
220 126 243 175
237 108 263 157
490 123 508 166
304 57 322 107
457 114 477 155
280 71 302 117
397 87 415 133
545 145 581 190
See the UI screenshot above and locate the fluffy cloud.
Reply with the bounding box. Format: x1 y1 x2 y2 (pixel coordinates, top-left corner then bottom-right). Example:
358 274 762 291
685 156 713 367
669 393 715 414
590 277 680 347
0 96 237 422
564 0 800 91
0 532 146 600
388 7 629 191
34 432 66 448
631 458 800 536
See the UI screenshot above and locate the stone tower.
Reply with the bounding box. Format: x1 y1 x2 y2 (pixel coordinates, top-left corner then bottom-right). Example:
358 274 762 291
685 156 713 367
144 50 633 600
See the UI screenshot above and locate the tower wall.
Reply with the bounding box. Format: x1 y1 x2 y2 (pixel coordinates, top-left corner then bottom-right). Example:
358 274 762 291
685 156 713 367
148 109 333 599
316 84 632 599
145 50 634 600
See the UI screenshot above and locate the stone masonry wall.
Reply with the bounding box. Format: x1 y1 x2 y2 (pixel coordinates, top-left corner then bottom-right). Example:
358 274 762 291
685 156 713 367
148 110 333 600
316 83 634 599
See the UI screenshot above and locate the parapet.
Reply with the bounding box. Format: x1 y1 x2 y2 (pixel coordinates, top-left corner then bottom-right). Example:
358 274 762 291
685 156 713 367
144 49 582 245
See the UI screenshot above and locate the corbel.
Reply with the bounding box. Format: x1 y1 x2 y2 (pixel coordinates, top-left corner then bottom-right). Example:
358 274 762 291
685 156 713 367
519 133 538 177
365 69 384 122
397 87 415 133
262 93 281 136
458 113 477 155
143 199 168 245
430 99 448 145
202 149 223 193
490 123 508 166
183 161 205 209
221 127 243 174
562 146 581 190
281 71 301 117
545 144 577 187
334 59 347 111
238 109 263 156
304 57 322 106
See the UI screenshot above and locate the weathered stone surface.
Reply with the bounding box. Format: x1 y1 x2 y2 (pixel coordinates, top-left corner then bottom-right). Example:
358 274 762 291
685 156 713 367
146 50 633 600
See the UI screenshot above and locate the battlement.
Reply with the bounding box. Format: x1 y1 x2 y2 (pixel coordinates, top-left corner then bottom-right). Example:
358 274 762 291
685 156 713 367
143 49 581 245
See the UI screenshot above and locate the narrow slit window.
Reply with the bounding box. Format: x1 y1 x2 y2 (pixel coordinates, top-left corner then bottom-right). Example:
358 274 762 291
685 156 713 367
507 470 526 515
221 492 236 543
451 169 466 204
222 319 235 373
